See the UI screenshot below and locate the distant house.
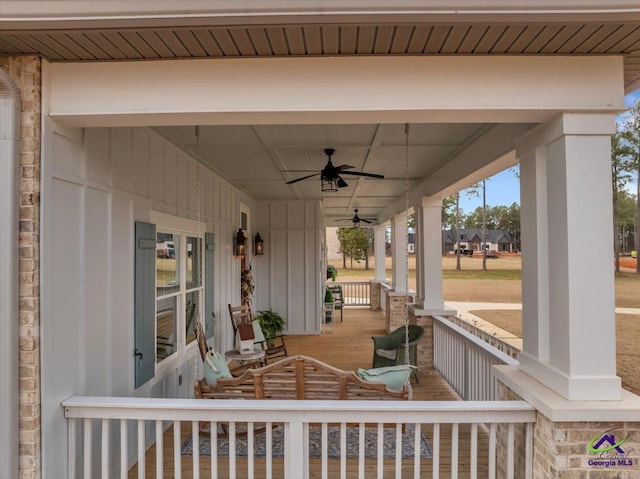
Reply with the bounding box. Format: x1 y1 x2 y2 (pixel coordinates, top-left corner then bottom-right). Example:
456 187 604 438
443 228 513 254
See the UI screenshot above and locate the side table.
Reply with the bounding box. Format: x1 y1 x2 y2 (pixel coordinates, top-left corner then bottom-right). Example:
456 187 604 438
224 348 266 374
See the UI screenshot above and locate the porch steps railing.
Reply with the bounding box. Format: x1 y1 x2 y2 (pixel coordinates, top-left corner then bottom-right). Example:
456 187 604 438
63 396 534 479
433 315 519 401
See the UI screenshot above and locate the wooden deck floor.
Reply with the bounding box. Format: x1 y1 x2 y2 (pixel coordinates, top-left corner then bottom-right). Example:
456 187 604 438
129 309 492 478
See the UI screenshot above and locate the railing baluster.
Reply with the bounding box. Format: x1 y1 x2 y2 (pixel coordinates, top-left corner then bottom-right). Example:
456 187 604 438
395 423 402 479
304 423 310 479
321 422 328 479
432 423 440 479
266 422 272 479
377 423 384 479
84 419 92 479
451 423 459 479
136 420 144 479
525 422 534 479
229 421 236 479
507 423 515 479
248 422 255 479
358 422 365 479
155 420 163 479
470 423 478 479
101 419 110 479
340 422 347 479
210 422 217 479
414 422 421 479
286 421 304 479
68 418 76 479
173 420 181 479
488 423 497 479
120 420 127 479
192 421 200 479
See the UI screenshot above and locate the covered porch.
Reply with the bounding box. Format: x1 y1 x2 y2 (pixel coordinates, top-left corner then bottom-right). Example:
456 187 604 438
64 308 534 479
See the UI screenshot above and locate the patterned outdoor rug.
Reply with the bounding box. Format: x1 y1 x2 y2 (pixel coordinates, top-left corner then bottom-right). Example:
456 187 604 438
181 424 432 459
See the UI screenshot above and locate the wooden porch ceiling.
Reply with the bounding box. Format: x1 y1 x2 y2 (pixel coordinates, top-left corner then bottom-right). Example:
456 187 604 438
0 21 638 91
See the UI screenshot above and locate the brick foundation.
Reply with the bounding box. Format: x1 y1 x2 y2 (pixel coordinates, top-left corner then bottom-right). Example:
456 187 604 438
408 310 434 372
0 56 42 479
370 281 381 311
498 380 640 478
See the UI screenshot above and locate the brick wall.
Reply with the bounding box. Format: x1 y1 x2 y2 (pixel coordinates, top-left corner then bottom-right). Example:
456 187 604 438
370 281 381 311
498 380 640 478
0 56 42 479
409 310 434 372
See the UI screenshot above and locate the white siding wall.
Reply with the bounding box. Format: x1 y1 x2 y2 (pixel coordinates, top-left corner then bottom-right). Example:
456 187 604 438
41 124 262 477
254 201 323 334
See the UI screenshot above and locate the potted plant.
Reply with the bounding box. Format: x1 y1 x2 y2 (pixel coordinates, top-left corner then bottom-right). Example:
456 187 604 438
324 288 334 323
254 309 285 344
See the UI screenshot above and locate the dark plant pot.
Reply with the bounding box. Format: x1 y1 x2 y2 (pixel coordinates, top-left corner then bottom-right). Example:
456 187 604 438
324 302 334 323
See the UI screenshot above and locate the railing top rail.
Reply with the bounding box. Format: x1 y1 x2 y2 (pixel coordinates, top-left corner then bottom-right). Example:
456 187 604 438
433 314 519 366
62 396 535 423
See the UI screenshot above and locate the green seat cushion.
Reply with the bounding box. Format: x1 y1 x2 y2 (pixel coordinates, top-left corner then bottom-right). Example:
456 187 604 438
375 348 397 360
357 365 416 391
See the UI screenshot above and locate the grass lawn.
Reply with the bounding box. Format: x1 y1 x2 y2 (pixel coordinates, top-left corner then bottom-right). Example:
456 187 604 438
472 310 640 397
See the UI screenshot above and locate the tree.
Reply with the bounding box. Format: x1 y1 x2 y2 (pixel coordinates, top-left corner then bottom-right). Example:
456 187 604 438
336 227 369 268
620 101 640 273
441 195 457 255
611 131 634 272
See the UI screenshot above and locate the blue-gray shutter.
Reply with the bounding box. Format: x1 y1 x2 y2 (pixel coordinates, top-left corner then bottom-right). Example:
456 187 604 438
134 221 156 388
204 232 215 339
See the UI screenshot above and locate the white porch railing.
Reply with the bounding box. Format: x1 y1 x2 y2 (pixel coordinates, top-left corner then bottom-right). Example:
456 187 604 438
433 315 519 401
447 316 520 360
339 281 371 306
63 396 534 479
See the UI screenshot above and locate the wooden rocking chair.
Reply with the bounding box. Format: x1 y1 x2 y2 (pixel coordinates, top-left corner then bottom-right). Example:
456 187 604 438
228 304 288 365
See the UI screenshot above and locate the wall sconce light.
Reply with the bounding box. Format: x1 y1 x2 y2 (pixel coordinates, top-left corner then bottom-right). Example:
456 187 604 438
254 233 264 256
234 228 247 257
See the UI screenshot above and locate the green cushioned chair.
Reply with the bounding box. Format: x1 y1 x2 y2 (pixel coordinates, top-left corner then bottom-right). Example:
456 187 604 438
371 325 424 383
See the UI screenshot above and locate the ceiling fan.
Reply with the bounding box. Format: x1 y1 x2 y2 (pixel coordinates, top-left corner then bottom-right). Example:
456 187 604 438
285 148 384 191
335 209 374 228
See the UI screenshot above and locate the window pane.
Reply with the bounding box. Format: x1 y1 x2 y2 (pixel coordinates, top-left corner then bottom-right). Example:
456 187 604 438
157 233 180 296
186 236 202 289
185 290 201 345
156 297 177 363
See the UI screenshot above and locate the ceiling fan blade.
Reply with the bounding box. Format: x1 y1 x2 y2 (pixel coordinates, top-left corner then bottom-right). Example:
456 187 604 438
336 164 355 171
337 176 349 188
286 173 320 184
361 218 373 224
334 218 353 222
339 171 385 179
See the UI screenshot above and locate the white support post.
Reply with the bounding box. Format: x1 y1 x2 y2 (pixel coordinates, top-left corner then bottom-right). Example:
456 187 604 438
420 197 445 310
516 112 621 400
373 224 387 282
391 213 408 293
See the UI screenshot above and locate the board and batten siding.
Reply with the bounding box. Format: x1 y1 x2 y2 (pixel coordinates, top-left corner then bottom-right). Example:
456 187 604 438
253 201 323 334
40 123 262 477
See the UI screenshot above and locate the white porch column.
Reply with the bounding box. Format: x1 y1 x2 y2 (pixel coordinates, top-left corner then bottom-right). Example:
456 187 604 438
418 197 446 310
517 112 621 401
391 212 408 293
373 224 387 282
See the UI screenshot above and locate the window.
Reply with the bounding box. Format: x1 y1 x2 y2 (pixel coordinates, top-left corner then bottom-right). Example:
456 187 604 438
155 229 203 364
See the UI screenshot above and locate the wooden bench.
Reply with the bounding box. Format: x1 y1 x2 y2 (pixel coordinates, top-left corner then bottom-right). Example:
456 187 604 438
194 354 408 401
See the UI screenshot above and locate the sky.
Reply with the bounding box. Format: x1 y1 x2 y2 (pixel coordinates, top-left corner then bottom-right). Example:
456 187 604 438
458 89 640 214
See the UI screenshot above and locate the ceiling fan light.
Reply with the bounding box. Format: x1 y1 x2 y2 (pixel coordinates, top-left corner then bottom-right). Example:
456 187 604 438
321 177 339 192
